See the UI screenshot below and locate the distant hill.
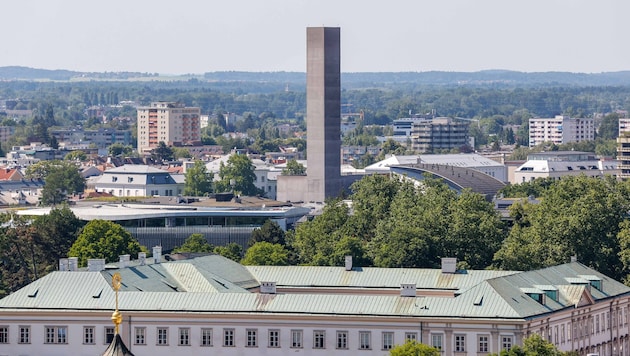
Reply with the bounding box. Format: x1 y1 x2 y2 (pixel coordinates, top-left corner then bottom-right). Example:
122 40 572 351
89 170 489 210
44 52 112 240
2 66 630 87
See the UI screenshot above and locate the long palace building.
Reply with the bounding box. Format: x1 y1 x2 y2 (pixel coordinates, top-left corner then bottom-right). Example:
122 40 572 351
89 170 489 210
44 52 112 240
0 254 628 355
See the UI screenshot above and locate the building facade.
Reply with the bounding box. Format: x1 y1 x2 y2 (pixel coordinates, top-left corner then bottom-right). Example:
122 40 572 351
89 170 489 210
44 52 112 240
410 117 470 153
514 151 618 183
93 165 184 197
618 136 630 179
529 116 595 148
0 256 628 356
137 102 201 154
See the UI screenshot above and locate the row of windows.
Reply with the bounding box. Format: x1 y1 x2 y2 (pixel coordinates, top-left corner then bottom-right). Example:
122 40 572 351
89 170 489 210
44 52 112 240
430 334 513 353
0 325 410 350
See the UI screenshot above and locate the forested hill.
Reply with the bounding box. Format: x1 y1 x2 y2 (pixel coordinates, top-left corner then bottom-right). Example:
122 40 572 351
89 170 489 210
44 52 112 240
2 66 630 87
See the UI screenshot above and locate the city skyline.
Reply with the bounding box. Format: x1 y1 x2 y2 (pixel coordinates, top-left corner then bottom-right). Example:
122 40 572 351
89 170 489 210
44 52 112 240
1 0 628 75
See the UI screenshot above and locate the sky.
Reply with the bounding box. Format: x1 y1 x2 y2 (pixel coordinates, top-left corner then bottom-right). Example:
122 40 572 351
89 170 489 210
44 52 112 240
1 0 628 74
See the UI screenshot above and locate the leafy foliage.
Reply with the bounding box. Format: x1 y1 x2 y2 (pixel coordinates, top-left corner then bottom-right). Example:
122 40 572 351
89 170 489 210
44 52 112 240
172 233 213 253
212 242 243 262
248 220 286 247
389 340 440 356
241 242 289 265
489 334 569 356
184 161 213 196
281 159 306 175
68 220 143 267
215 154 261 196
26 160 85 205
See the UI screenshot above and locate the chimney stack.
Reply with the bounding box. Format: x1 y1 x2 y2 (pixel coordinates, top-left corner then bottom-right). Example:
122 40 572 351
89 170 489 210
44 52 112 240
59 258 69 271
153 246 162 264
138 252 146 266
87 259 105 272
345 255 353 271
119 254 130 268
260 282 277 294
68 257 78 272
441 257 457 274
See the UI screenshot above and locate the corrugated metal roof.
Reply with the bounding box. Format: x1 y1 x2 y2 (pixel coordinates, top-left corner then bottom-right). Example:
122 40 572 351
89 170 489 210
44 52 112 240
1 261 629 322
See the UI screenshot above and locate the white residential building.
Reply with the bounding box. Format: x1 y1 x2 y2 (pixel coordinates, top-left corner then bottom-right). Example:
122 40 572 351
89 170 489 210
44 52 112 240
93 165 184 197
514 151 618 184
0 255 628 356
529 116 595 148
136 102 201 154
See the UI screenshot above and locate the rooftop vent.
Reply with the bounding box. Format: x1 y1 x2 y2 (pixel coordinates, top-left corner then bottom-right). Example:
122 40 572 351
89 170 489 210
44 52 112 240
260 281 277 294
400 283 416 297
441 257 457 274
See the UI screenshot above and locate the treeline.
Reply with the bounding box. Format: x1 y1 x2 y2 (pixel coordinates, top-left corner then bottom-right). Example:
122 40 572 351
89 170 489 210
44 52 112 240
2 80 630 127
265 174 630 284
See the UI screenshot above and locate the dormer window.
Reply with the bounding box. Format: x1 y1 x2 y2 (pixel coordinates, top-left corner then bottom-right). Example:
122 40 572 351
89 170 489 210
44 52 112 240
578 275 603 292
112 176 118 182
521 288 546 304
128 177 133 183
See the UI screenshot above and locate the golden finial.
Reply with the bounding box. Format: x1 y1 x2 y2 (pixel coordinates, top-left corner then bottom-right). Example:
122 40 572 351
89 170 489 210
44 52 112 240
111 273 122 335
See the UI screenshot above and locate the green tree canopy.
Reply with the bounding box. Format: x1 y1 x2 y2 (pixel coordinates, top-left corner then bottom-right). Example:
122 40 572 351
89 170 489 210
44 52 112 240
184 161 213 196
281 159 306 175
26 160 85 205
64 150 87 161
489 334 570 356
151 141 174 162
172 233 213 253
68 220 143 267
248 220 286 247
213 242 243 262
241 242 289 265
108 142 134 157
214 154 261 196
389 340 441 356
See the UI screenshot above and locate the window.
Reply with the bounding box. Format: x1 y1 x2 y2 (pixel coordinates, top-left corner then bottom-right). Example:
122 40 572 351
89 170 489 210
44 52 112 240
0 326 7 344
502 335 513 351
246 329 257 347
45 326 67 344
336 331 348 349
179 328 190 346
314 330 326 349
223 329 235 347
268 329 280 348
134 327 146 345
405 332 418 342
83 327 95 345
455 335 466 352
382 332 394 350
596 314 600 333
105 327 115 344
19 326 30 344
359 331 371 350
431 334 443 350
157 327 168 346
291 330 303 348
478 335 489 352
201 328 213 346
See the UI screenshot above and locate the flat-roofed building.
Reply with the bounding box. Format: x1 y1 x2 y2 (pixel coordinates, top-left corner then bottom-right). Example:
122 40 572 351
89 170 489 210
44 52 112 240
529 116 594 148
514 151 618 183
411 117 470 153
137 102 201 154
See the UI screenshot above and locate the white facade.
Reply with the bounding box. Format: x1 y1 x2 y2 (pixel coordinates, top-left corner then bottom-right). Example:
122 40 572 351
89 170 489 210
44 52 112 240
529 116 595 148
514 151 618 184
93 165 184 197
137 102 201 154
1 256 629 356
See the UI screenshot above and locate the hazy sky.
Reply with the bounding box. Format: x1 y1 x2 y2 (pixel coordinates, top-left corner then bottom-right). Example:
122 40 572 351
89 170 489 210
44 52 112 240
1 0 627 74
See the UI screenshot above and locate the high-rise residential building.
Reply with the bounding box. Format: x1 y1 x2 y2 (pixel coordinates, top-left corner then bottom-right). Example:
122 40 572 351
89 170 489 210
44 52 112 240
528 115 594 148
306 27 342 202
617 135 630 179
410 117 470 153
136 102 201 154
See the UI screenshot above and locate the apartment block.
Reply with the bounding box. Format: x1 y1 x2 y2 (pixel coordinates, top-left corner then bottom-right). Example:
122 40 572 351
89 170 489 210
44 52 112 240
529 116 594 148
410 117 469 153
137 102 201 154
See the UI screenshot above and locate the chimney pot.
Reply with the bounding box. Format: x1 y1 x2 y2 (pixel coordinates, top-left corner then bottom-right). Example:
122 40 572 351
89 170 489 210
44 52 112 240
68 257 78 272
119 254 130 268
138 252 147 266
87 258 105 272
344 255 352 271
400 283 416 297
260 281 277 294
153 246 162 264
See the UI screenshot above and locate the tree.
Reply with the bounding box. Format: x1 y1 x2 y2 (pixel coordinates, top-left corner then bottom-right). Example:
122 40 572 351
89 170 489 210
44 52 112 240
598 112 620 140
64 150 87 161
248 220 286 247
389 340 440 356
213 242 243 262
172 233 213 253
151 141 174 162
241 242 289 265
68 220 143 267
26 160 85 205
184 161 213 196
281 159 306 175
489 334 569 356
108 143 134 157
172 147 192 160
214 154 261 196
